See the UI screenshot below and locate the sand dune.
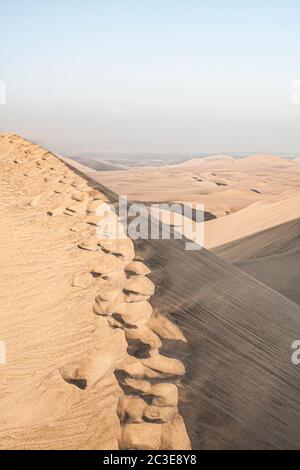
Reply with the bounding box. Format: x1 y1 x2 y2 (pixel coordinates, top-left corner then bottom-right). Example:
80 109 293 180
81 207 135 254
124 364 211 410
204 194 300 250
236 247 300 305
174 155 236 167
1 134 300 450
213 218 300 305
213 218 300 262
0 134 190 450
239 153 294 166
133 235 300 449
90 153 300 219
66 151 300 449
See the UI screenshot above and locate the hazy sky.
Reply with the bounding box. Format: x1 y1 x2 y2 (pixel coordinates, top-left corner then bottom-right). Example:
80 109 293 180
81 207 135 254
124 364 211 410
1 0 300 155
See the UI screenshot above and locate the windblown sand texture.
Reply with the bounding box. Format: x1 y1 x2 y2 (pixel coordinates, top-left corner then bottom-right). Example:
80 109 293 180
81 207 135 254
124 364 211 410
0 134 191 450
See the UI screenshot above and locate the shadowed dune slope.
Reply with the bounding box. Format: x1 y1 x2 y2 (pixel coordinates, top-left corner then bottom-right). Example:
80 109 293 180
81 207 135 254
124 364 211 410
213 218 300 262
213 219 300 304
65 157 300 450
134 240 300 449
236 248 300 305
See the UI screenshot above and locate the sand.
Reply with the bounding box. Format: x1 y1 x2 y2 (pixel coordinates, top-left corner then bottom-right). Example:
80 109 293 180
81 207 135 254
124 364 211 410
0 134 190 450
63 151 300 449
204 194 300 250
91 153 300 218
89 156 300 298
236 247 300 305
1 135 300 449
213 218 300 262
211 217 300 305
131 233 300 449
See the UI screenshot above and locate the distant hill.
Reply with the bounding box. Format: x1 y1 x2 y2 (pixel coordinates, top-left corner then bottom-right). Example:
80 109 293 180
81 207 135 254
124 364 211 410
240 153 293 165
71 156 127 171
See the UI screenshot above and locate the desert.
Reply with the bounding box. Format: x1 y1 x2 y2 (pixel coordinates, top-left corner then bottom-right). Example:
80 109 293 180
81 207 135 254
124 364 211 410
91 153 300 218
1 1 300 456
85 153 300 306
1 134 300 450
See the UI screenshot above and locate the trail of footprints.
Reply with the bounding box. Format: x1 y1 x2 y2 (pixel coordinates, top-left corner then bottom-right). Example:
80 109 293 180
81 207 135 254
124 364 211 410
3 134 191 450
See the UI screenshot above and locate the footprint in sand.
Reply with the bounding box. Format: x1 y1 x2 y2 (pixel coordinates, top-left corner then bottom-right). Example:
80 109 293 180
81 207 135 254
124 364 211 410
126 260 151 276
125 326 162 350
117 395 146 424
13 156 26 164
47 194 72 216
65 192 90 214
71 271 94 288
78 234 100 251
53 183 73 195
59 328 127 388
143 404 178 423
29 189 54 208
70 221 91 233
121 423 163 450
